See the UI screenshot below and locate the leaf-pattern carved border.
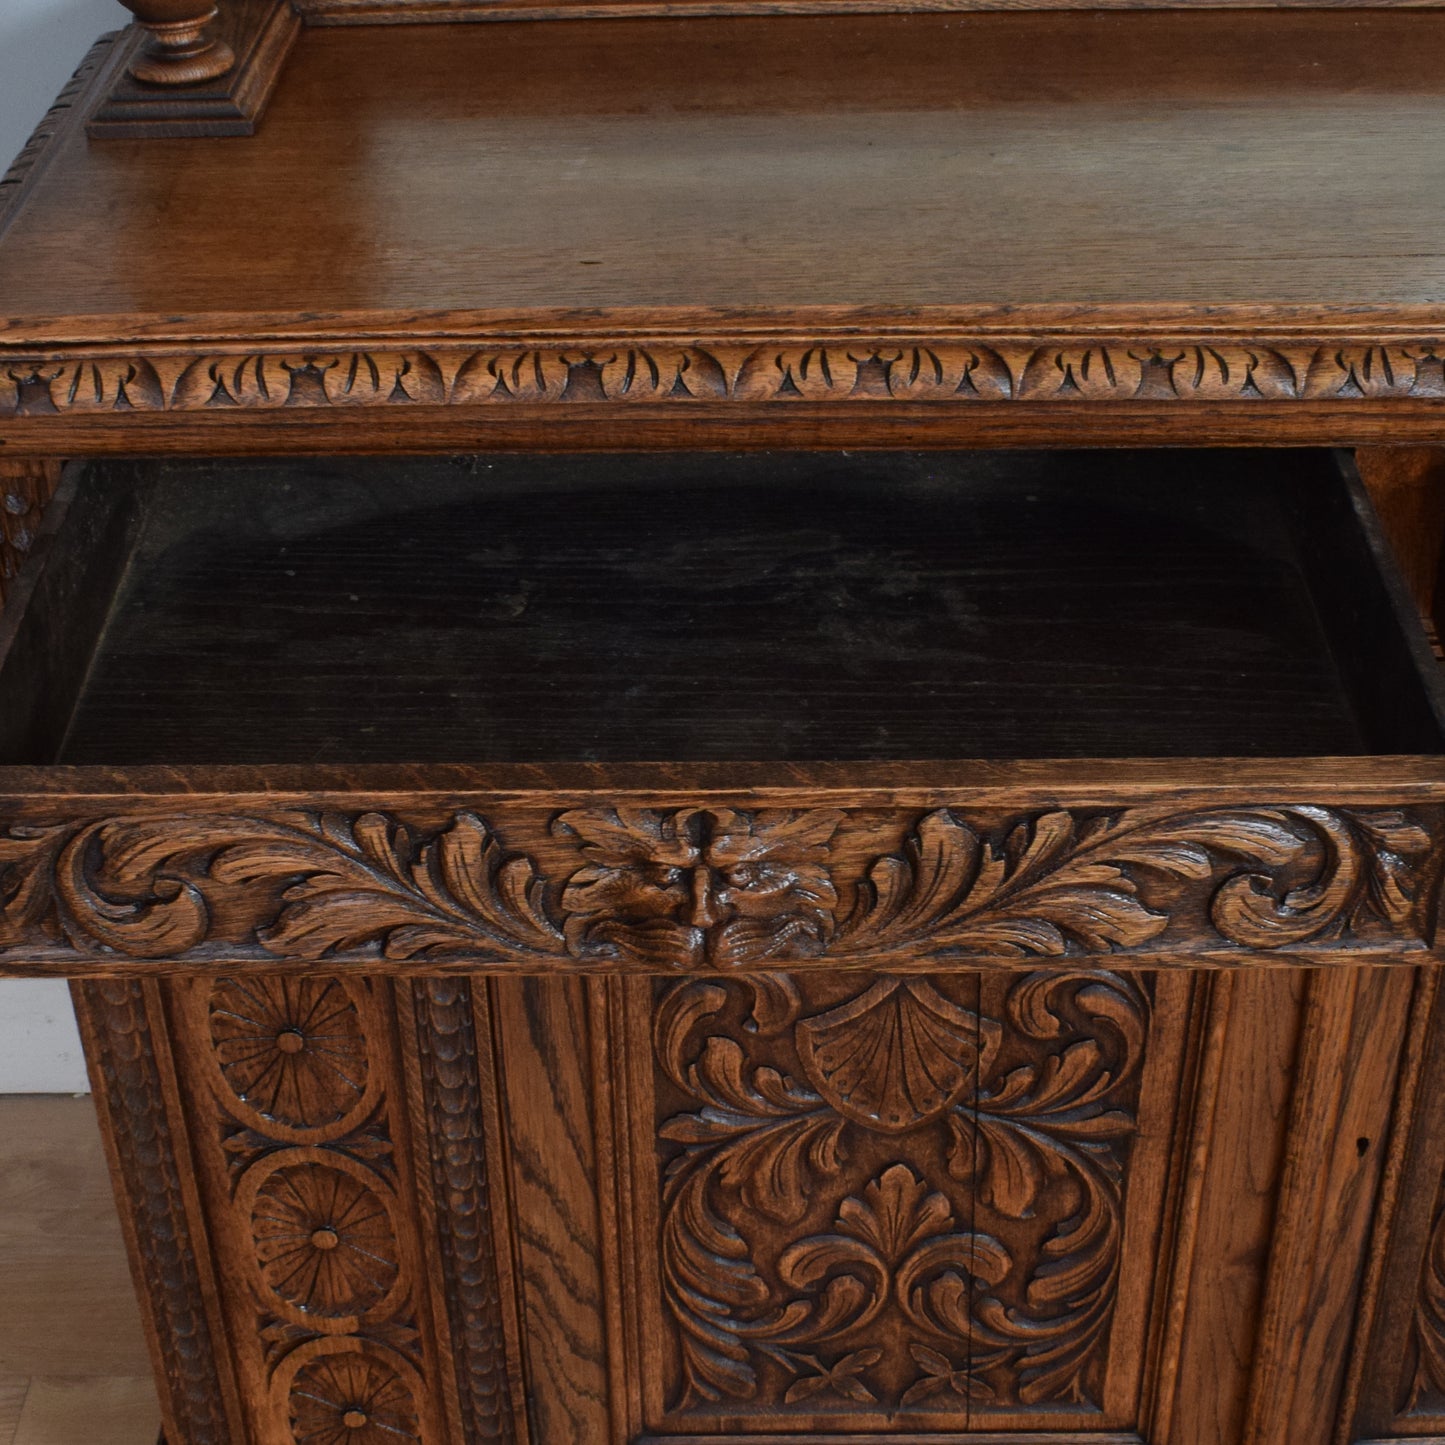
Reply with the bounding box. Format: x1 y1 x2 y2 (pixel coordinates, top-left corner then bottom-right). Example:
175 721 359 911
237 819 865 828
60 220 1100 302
4 338 1445 418
0 802 1438 972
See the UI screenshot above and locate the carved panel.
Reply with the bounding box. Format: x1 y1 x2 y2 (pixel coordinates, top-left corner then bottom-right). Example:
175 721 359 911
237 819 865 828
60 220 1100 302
621 968 1190 1434
169 975 455 1445
2 802 1439 975
5 339 1445 422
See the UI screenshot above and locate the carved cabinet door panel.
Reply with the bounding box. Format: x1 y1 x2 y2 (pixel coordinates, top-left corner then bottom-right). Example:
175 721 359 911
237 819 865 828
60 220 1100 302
602 967 1199 1440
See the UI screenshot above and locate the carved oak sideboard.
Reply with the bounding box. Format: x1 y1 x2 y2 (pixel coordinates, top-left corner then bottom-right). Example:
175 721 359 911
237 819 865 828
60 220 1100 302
8 7 1445 1445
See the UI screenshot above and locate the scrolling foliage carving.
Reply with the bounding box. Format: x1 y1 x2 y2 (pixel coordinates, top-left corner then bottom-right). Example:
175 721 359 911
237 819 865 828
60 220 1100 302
0 803 1434 972
648 969 1149 1423
6 339 1445 419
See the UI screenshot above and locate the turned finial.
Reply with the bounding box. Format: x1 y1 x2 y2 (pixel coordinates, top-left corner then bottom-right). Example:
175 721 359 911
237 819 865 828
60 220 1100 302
117 0 235 86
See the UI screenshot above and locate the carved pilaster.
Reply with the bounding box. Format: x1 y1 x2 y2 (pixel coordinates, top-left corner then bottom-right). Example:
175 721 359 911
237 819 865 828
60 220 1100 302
412 980 518 1444
71 979 238 1445
168 975 453 1445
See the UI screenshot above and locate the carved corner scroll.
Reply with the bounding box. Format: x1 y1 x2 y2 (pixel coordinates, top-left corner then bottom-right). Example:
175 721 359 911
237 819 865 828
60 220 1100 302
0 802 1439 975
5 339 1445 421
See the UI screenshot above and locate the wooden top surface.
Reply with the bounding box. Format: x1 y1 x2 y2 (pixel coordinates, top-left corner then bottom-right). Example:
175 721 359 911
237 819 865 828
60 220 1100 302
6 10 1445 343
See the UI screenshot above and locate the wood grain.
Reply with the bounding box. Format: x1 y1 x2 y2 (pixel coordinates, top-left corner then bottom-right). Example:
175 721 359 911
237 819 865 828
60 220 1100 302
11 11 1445 318
1242 967 1417 1445
1356 448 1445 647
490 977 610 1443
8 13 1445 450
301 0 1445 15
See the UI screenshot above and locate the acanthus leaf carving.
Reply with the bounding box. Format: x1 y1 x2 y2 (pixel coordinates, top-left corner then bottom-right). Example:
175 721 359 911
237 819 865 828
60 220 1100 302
0 803 1435 970
648 969 1151 1419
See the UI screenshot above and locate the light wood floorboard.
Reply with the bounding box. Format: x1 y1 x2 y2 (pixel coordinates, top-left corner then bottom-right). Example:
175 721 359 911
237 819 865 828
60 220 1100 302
0 1096 158 1445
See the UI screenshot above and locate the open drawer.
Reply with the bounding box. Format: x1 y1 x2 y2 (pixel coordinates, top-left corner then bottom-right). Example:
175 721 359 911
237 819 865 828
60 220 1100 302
0 447 1442 977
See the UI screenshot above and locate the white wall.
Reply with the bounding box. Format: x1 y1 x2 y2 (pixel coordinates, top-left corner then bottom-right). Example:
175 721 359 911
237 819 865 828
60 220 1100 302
1 0 128 1094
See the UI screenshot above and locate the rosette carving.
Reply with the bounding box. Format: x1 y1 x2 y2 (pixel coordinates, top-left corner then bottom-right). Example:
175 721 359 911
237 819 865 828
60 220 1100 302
242 1151 404 1329
279 1340 422 1445
184 973 442 1442
0 804 1435 970
209 978 372 1139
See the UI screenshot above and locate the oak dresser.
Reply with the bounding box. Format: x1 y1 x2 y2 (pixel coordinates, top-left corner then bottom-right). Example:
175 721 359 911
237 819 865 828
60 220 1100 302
4 4 1445 1443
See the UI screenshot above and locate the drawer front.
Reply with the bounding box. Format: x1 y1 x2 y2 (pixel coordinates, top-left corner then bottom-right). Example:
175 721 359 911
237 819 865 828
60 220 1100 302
5 787 1445 975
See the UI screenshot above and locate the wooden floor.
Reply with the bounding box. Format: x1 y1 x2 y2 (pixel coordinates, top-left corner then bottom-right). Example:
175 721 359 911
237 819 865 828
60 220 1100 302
0 1097 158 1445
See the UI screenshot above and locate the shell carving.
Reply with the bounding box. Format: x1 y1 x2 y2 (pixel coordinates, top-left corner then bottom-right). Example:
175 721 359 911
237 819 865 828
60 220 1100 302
795 979 998 1132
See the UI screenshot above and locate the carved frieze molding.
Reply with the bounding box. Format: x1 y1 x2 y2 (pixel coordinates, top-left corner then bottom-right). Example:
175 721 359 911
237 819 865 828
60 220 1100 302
4 338 1445 418
1 803 1438 972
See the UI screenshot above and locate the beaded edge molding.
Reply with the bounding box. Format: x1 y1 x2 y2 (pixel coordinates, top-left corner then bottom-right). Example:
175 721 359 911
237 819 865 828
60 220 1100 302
0 33 119 239
3 339 1445 415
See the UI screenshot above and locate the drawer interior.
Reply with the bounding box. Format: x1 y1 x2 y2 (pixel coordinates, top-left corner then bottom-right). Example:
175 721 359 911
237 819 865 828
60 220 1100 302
2 449 1441 766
